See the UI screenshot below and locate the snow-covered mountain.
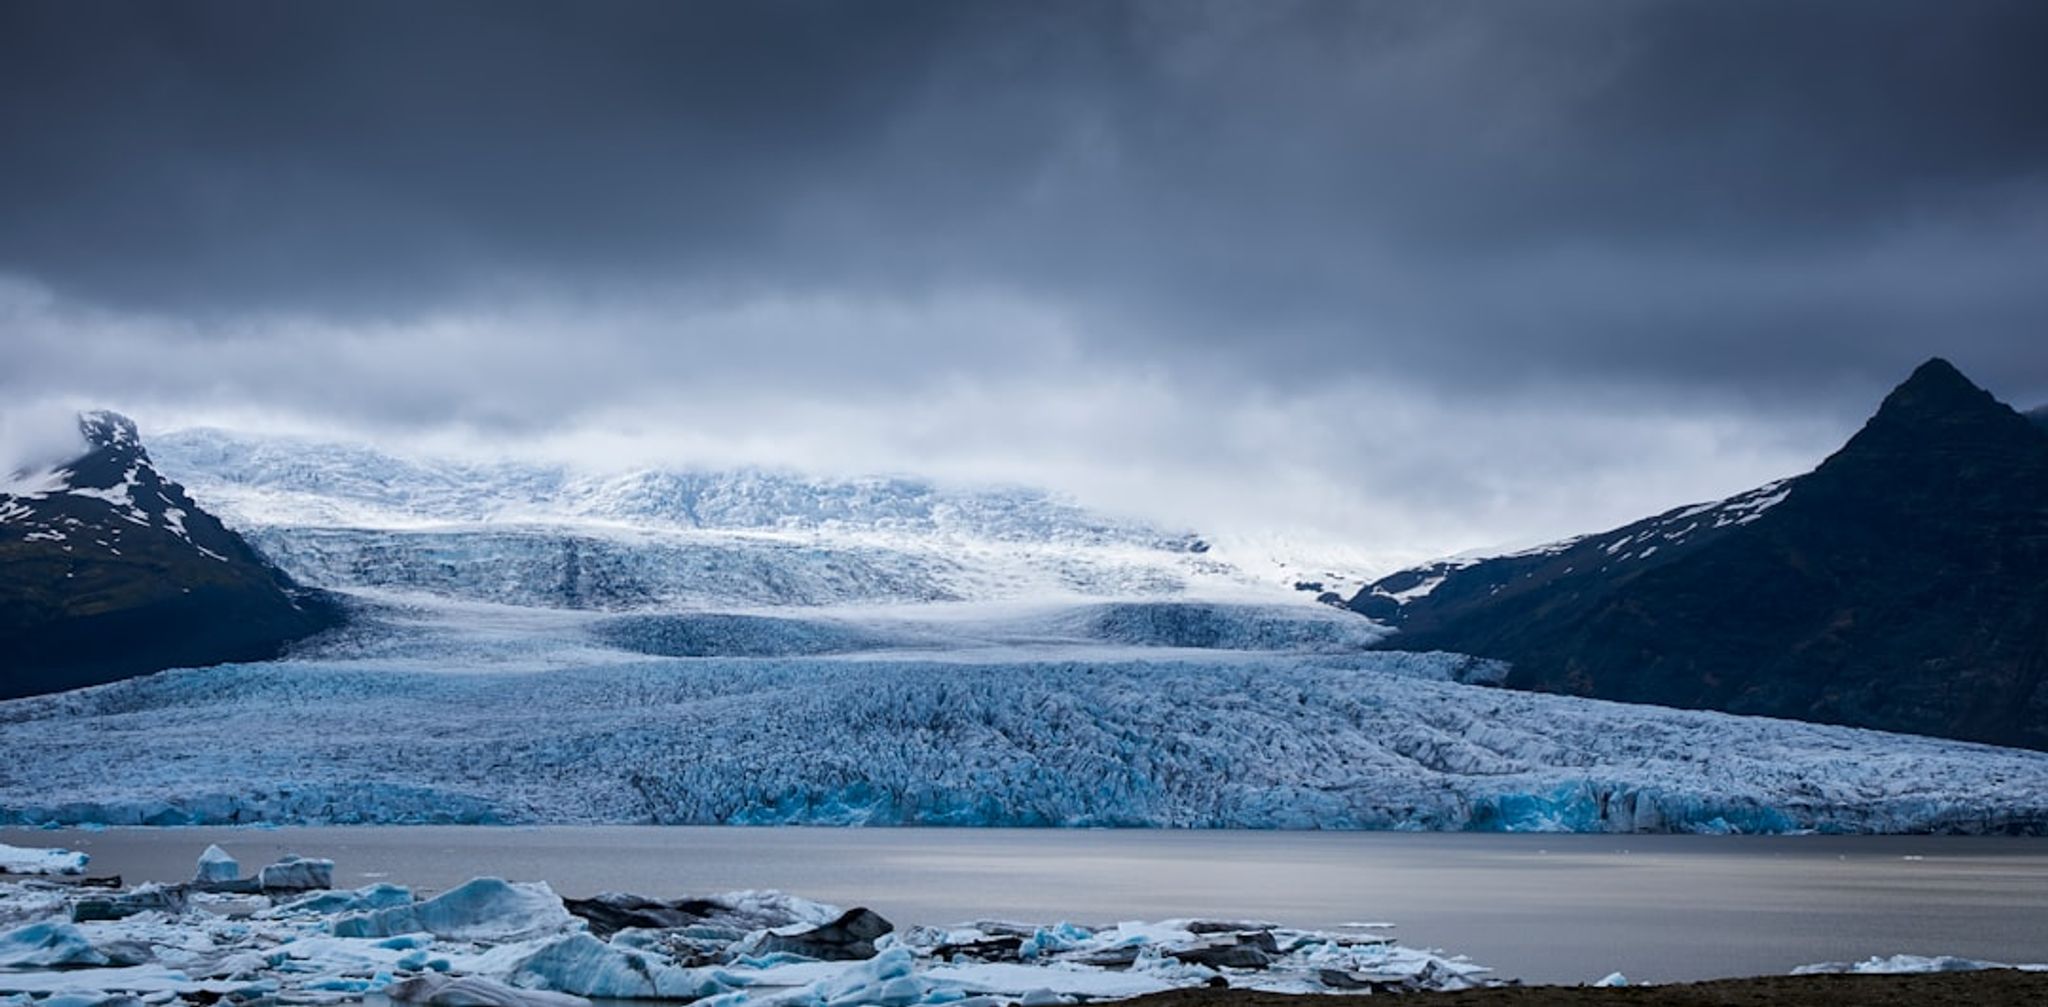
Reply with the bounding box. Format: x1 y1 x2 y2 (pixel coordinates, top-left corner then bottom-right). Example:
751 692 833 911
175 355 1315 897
0 412 338 700
7 409 2046 835
148 429 1341 609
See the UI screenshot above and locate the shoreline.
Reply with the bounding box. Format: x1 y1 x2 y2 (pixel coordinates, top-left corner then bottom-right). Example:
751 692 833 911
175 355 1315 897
5 835 2046 1006
1128 970 2048 1005
9 828 2047 987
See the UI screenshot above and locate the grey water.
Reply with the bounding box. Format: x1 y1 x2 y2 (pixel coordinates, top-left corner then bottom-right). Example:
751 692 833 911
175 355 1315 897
11 827 2046 985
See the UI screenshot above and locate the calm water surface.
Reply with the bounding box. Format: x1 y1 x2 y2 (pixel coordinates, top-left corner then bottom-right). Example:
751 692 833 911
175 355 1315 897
8 827 2045 985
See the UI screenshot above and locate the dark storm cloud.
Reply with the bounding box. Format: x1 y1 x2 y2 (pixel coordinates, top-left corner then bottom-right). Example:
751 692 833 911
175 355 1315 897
3 0 2044 401
2 1 2045 555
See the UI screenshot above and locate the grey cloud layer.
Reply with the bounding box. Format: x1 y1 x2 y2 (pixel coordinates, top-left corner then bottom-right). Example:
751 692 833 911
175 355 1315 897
6 1 2044 391
1 1 2043 552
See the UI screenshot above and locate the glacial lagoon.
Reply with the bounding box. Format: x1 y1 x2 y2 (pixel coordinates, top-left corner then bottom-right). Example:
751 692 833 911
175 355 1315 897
9 827 2045 985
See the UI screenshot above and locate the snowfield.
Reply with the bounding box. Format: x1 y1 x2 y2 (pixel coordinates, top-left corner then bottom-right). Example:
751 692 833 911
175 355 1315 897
145 428 1354 608
2 598 2044 833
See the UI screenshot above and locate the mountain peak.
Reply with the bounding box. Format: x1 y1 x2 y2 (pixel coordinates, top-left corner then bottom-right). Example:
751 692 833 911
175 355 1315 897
78 410 142 454
1816 358 2042 479
1881 356 1997 414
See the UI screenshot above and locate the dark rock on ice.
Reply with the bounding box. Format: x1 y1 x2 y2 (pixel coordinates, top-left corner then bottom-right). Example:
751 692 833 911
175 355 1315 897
70 885 188 923
561 893 712 939
747 906 894 961
1170 937 1275 970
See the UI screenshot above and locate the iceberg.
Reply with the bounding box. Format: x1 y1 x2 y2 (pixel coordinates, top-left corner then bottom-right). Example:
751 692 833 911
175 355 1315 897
505 934 729 999
193 844 238 884
0 922 109 968
256 855 333 892
332 878 578 943
276 882 415 916
0 843 88 877
384 973 592 1007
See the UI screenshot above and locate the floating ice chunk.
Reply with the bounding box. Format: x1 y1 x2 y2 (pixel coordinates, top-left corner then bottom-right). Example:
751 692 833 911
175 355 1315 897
1594 971 1628 987
263 933 430 975
505 934 726 999
257 855 334 892
35 995 148 1007
276 883 414 917
385 973 592 1007
70 885 188 923
0 922 111 968
0 843 89 876
924 962 1177 1000
332 879 575 943
0 964 265 997
193 846 238 884
700 947 922 1007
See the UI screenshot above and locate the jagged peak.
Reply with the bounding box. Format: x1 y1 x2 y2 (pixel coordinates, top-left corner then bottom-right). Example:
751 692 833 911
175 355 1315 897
78 410 142 453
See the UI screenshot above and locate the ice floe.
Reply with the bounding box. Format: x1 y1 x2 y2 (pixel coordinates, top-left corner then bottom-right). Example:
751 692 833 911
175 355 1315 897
0 847 87 878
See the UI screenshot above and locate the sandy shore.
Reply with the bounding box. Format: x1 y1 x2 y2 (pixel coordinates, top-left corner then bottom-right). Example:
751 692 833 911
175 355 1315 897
1123 970 2048 1005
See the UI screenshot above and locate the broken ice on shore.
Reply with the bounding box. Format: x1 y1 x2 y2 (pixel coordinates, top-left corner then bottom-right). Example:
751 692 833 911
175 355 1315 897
0 847 1496 1007
1791 954 2048 975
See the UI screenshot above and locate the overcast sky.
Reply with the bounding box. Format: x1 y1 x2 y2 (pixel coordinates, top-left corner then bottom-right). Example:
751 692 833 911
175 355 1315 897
2 0 2044 566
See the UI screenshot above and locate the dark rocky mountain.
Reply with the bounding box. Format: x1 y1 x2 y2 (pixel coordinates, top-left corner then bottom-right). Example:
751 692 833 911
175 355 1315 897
1351 358 2048 750
0 412 342 700
2028 405 2048 433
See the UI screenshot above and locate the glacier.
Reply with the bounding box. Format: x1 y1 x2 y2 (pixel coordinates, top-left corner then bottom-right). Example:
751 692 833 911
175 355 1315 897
141 428 1318 609
1 592 2044 833
3 424 2044 836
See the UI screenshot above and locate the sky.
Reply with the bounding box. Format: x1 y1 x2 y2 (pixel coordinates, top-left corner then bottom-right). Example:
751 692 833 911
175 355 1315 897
2 0 2044 567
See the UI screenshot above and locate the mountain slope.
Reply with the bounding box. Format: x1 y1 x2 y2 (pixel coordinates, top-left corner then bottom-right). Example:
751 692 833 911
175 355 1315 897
1350 358 2048 750
0 412 341 700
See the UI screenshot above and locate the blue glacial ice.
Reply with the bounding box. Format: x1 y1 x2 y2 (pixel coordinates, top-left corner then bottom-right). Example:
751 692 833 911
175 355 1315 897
0 923 108 968
332 879 577 943
2 628 2045 833
0 845 88 877
5 426 2046 835
192 845 237 884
